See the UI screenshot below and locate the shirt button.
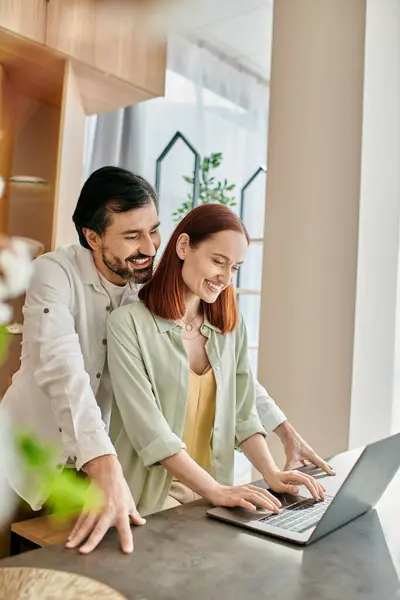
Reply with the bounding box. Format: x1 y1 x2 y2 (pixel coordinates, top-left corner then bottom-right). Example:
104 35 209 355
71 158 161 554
96 373 101 379
106 305 111 312
58 428 62 433
102 338 107 345
215 365 220 371
43 308 49 314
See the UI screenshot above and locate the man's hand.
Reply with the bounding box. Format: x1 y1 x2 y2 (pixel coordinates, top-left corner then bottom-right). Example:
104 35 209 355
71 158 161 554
66 454 146 554
274 421 336 476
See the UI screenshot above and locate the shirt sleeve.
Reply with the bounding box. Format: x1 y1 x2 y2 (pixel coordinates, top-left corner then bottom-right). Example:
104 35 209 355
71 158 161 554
24 255 115 470
107 307 185 468
235 315 267 446
255 381 287 434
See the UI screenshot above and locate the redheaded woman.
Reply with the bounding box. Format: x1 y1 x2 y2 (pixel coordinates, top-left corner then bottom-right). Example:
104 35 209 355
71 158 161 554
107 204 324 516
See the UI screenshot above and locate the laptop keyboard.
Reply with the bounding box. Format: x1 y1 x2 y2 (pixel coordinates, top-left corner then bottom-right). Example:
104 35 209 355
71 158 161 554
260 495 334 533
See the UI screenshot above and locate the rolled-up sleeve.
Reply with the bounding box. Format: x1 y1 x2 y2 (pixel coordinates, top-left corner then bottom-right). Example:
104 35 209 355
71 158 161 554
235 315 267 446
26 256 115 470
107 308 184 467
255 381 287 434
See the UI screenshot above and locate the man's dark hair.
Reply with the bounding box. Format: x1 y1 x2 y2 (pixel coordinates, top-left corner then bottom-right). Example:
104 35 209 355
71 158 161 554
72 166 157 249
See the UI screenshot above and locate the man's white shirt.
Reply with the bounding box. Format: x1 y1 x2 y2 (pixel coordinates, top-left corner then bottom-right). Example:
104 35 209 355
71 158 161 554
1 245 286 509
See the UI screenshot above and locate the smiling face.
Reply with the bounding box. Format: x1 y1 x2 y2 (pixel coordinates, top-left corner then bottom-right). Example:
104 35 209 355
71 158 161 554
176 230 248 303
84 202 161 285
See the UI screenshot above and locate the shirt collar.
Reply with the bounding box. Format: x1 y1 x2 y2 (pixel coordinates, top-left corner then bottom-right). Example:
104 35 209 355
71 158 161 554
76 246 101 286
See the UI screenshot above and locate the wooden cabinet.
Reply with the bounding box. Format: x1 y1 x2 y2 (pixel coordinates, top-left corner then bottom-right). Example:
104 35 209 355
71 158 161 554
0 1 166 113
52 61 86 248
46 0 166 96
0 0 166 101
0 1 167 394
0 0 46 43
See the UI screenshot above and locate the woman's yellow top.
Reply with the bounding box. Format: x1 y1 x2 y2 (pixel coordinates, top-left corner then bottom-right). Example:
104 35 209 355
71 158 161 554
182 368 216 471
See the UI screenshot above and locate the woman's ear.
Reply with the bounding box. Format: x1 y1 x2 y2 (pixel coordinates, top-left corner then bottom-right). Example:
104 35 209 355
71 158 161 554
176 233 190 260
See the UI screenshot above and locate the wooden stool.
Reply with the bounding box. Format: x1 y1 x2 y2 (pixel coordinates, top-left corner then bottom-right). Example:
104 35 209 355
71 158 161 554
10 515 74 555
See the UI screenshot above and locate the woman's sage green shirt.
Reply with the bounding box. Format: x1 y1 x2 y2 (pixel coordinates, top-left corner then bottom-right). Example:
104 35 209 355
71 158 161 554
107 301 266 516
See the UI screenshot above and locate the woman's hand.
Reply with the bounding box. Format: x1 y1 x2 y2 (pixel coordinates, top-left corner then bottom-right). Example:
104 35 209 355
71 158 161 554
266 469 325 501
206 483 282 513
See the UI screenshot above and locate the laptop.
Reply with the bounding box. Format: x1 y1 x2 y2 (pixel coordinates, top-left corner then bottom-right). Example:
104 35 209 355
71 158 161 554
207 432 400 545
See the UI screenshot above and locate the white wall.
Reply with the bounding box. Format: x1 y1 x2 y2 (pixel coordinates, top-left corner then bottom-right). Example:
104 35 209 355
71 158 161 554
259 0 367 464
349 0 400 448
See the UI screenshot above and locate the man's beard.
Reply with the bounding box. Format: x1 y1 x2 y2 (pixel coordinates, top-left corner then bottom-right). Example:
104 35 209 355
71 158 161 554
101 247 155 284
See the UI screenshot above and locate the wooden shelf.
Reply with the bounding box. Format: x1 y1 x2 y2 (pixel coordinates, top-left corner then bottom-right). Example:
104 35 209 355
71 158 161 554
249 238 264 243
236 288 261 295
248 345 259 350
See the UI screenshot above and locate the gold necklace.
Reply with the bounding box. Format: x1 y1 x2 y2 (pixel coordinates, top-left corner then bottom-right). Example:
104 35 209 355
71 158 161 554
180 314 200 332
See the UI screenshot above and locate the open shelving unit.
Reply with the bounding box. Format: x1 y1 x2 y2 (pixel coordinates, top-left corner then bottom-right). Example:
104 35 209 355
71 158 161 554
0 1 167 396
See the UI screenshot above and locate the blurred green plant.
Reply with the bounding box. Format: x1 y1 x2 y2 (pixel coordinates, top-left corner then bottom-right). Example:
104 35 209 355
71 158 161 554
0 325 8 360
1 326 99 518
172 152 236 223
16 431 100 518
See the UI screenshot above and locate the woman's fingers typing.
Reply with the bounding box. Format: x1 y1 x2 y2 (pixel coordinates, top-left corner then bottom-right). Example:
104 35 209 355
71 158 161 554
210 484 281 513
209 471 327 517
246 484 282 509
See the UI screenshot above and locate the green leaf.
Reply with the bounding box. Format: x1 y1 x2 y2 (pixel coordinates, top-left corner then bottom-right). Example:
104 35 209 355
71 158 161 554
211 152 223 167
15 430 101 517
226 184 235 191
183 176 194 184
47 469 101 517
0 325 9 362
16 431 56 468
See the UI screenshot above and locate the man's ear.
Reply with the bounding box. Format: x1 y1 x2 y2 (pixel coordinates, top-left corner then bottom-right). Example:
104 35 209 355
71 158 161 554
176 233 190 260
83 228 100 251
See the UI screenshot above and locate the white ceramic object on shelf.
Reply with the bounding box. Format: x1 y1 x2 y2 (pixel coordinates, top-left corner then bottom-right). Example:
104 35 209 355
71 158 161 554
12 237 44 259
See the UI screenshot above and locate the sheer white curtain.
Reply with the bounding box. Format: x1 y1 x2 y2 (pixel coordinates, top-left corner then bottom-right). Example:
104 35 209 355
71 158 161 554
83 35 270 483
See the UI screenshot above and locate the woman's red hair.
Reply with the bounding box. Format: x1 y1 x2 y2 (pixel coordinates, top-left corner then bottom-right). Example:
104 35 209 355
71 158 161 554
139 204 249 334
